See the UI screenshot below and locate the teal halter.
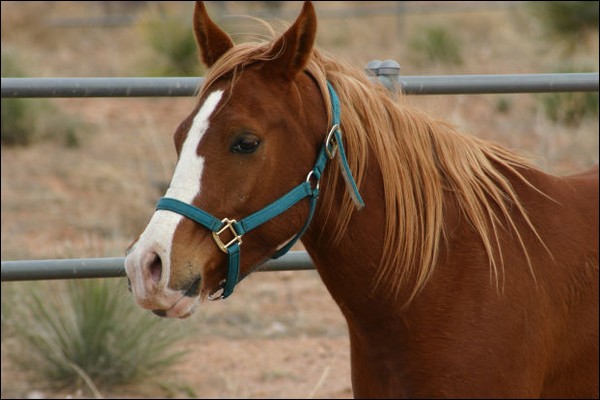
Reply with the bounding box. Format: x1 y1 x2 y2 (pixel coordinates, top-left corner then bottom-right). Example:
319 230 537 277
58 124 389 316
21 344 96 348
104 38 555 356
156 81 364 299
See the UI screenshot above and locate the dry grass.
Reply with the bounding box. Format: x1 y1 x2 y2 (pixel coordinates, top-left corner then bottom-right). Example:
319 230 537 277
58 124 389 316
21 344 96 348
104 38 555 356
1 1 598 398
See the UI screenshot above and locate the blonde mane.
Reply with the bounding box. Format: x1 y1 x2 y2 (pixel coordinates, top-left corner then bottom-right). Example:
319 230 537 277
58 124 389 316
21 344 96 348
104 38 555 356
200 38 547 305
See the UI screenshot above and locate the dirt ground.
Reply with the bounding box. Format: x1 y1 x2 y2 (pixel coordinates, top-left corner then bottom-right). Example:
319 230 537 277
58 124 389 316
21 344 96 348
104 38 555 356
2 269 354 399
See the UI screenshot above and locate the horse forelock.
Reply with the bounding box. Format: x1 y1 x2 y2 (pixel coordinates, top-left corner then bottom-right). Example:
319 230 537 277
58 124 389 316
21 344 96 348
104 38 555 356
194 31 547 306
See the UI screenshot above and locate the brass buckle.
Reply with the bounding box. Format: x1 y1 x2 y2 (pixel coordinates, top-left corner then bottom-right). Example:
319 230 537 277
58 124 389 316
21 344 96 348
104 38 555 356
325 124 340 159
212 218 243 253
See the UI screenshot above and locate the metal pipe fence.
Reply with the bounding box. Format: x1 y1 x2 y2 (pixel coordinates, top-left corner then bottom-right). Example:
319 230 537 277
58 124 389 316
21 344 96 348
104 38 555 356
1 71 598 281
2 73 598 98
1 252 314 282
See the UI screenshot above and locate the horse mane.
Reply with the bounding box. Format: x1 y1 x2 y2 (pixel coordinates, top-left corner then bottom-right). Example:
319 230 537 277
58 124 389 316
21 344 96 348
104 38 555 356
199 34 548 305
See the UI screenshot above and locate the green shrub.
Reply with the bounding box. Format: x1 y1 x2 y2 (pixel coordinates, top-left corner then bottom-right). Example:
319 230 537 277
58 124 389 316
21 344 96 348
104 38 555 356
537 65 599 126
2 50 30 146
6 279 189 393
495 96 512 114
1 50 88 147
528 1 599 52
528 1 599 38
137 6 204 77
1 98 30 146
538 90 599 126
408 26 463 66
1 98 87 147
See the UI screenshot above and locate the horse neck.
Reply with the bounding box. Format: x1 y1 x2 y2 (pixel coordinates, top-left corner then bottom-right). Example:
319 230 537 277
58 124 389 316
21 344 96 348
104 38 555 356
299 91 441 312
299 90 541 318
301 148 406 314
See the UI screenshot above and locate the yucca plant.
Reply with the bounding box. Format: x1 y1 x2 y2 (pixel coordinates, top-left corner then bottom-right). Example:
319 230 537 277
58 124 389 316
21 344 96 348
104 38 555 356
6 279 189 394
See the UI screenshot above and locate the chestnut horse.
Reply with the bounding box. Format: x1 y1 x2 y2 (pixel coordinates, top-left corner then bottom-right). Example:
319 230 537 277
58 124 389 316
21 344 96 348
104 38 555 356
124 1 599 397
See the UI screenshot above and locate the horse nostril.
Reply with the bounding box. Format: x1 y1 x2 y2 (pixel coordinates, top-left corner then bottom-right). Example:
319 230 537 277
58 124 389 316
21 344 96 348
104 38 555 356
148 252 162 284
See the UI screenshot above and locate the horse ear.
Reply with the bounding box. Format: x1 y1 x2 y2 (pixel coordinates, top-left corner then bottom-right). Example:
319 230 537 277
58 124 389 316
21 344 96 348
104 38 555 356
266 1 317 80
193 1 234 67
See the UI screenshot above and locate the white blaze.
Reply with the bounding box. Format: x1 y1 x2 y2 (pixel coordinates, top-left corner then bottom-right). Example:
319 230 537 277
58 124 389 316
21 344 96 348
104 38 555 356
166 89 224 203
125 90 223 300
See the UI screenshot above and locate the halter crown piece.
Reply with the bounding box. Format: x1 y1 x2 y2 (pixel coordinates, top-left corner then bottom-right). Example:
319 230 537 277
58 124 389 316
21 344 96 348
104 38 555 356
156 81 364 299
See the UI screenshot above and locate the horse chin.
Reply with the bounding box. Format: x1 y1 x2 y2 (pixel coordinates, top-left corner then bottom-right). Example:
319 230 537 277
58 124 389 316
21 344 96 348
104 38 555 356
134 275 202 319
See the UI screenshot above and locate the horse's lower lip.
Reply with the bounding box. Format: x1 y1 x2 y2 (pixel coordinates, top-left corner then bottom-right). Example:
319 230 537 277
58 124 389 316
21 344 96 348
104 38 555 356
152 308 194 319
151 279 200 318
152 297 196 319
152 309 168 318
184 277 202 297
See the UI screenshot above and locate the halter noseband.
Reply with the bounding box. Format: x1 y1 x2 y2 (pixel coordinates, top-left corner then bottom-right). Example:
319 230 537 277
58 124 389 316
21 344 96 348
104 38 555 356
156 81 364 299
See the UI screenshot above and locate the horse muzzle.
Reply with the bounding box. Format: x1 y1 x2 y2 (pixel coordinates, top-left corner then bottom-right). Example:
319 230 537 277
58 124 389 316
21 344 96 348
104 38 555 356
124 248 202 319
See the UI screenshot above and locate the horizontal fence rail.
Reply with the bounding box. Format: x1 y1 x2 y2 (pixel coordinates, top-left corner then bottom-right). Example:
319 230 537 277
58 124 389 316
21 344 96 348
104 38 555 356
2 73 599 98
1 251 315 282
1 71 598 282
1 77 203 98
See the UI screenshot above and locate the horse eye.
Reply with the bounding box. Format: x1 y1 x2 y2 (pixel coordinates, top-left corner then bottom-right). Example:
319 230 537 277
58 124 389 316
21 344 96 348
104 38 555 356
231 136 260 154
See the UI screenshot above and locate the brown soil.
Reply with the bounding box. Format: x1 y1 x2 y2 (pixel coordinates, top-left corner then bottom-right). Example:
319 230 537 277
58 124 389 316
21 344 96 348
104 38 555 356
1 269 353 399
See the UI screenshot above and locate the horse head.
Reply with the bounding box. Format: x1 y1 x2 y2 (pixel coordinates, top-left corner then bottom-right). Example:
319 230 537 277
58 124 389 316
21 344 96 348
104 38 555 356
125 2 330 318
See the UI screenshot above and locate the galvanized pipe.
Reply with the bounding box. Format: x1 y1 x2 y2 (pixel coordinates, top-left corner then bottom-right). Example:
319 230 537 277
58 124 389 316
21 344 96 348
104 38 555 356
1 77 204 98
2 73 598 98
1 251 315 282
386 73 600 94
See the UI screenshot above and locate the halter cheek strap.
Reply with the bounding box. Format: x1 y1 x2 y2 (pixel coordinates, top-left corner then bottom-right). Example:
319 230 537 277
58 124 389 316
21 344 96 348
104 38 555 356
156 81 363 299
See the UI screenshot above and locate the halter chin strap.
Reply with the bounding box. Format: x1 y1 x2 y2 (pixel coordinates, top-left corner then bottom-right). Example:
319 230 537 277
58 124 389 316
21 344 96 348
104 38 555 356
156 81 364 299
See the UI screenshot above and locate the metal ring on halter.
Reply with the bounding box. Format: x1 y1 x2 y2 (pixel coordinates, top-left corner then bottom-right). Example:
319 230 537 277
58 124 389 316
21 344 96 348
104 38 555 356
305 170 321 191
325 124 340 159
208 279 226 301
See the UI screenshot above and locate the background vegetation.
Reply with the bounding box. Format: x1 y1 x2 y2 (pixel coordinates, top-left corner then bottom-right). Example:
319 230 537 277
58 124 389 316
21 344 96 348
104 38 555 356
2 279 188 394
1 51 87 147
